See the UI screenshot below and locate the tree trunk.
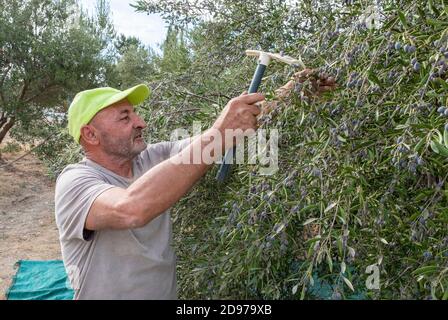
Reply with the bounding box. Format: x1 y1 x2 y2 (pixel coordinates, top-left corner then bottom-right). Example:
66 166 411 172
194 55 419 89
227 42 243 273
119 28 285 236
0 113 7 129
0 116 15 145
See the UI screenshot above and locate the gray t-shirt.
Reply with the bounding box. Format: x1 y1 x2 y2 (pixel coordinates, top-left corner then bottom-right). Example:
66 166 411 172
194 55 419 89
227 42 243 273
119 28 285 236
55 139 190 300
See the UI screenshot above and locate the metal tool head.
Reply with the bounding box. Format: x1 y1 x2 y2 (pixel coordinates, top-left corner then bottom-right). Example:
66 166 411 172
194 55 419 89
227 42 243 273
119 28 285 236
246 49 306 69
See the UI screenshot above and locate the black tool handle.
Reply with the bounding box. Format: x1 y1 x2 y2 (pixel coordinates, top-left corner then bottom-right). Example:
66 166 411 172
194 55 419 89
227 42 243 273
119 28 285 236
216 63 267 182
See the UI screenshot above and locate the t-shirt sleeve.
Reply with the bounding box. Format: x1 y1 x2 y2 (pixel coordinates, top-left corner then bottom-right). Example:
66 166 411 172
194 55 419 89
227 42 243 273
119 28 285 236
55 167 115 242
148 137 192 162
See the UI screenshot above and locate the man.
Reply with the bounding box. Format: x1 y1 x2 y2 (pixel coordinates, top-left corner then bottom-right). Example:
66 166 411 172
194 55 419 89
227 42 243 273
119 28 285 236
55 84 265 299
55 71 335 300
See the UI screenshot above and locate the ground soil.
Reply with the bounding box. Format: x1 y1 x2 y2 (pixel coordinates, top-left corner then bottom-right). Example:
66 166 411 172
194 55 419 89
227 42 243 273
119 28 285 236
0 135 61 299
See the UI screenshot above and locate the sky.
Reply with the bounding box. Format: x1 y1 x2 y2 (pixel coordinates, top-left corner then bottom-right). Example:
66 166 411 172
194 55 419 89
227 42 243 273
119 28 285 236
78 0 168 51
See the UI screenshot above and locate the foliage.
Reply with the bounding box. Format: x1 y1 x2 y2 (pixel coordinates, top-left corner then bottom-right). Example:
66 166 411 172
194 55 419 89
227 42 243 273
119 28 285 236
133 0 448 299
0 0 117 148
109 42 156 90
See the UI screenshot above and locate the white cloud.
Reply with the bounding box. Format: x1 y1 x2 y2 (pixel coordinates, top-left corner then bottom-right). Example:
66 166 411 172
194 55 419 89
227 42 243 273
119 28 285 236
78 0 168 50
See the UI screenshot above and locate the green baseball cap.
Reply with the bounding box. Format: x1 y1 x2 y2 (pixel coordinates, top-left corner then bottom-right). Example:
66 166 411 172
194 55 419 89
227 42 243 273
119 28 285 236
68 84 150 143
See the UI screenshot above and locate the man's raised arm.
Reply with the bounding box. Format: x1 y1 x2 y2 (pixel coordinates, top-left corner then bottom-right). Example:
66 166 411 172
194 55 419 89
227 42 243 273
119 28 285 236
85 92 264 231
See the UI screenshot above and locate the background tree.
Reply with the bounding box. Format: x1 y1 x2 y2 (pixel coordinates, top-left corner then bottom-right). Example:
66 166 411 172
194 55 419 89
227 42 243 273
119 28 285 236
115 34 143 55
158 25 191 74
0 0 115 146
109 36 157 90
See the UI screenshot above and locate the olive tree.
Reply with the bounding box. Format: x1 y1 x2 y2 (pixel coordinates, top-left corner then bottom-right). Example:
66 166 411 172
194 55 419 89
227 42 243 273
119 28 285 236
0 0 114 145
135 0 448 300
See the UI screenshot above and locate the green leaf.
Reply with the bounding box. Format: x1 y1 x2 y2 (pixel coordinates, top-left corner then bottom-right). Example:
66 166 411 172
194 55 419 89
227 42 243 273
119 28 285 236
337 238 343 256
431 140 448 156
303 217 318 225
398 10 408 28
324 202 337 213
426 17 446 27
428 0 441 16
395 124 409 130
368 72 381 86
337 135 346 142
343 276 355 292
444 127 448 147
306 235 322 244
443 288 448 300
273 222 286 234
431 140 440 154
434 78 448 90
412 265 439 276
414 137 426 152
326 253 333 273
292 283 299 295
348 246 356 259
300 285 306 300
414 190 433 202
299 111 305 126
378 255 383 265
299 204 319 214
341 261 346 274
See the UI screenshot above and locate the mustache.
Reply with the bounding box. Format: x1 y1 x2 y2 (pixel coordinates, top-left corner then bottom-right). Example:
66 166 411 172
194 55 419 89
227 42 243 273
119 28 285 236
133 129 146 139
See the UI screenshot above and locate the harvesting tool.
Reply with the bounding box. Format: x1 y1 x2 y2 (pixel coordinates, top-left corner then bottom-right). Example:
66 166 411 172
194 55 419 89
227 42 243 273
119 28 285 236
216 50 305 183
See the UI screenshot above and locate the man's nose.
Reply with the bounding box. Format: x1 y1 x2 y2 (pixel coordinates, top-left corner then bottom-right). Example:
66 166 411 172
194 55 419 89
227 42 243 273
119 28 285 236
133 114 147 129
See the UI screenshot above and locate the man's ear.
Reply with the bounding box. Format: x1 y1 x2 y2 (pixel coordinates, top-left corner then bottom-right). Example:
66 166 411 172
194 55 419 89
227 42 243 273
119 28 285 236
80 125 100 145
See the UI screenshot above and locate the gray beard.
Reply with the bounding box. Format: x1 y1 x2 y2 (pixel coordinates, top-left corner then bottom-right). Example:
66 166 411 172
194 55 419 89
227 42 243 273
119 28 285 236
101 135 147 161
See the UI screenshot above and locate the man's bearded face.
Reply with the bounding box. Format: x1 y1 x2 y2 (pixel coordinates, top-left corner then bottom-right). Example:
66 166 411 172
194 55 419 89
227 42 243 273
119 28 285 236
91 99 147 159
